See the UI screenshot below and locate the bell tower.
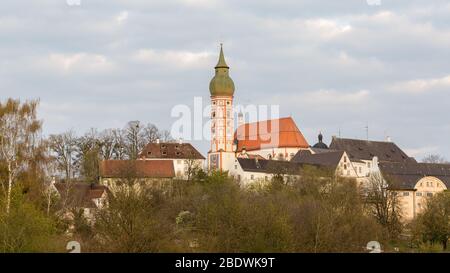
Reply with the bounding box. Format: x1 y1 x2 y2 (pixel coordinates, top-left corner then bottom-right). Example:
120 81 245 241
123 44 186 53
208 44 236 171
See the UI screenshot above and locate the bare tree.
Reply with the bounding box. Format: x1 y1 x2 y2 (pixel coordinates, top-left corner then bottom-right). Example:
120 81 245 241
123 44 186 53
111 128 127 160
184 156 202 182
48 130 78 181
142 123 161 144
0 99 41 213
422 154 448 164
363 172 402 238
98 129 116 160
76 129 100 182
160 129 174 143
124 121 146 160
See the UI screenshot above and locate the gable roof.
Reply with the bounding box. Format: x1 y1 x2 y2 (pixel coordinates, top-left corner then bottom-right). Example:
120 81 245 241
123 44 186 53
292 149 345 169
237 158 303 175
54 182 108 209
237 153 266 160
379 162 450 190
234 117 309 152
139 143 205 160
329 137 416 163
99 160 175 178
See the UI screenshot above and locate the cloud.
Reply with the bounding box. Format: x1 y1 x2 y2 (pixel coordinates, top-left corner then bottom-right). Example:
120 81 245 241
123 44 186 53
262 89 370 111
302 89 370 106
116 11 129 24
37 53 116 74
132 49 214 69
178 0 219 8
388 74 450 94
1 0 450 158
304 18 352 39
404 146 439 158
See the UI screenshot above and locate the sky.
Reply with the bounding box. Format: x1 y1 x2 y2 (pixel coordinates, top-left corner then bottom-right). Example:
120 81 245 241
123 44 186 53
0 0 449 160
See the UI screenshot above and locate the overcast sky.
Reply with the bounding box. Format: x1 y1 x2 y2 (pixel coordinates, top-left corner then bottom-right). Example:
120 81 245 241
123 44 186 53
1 0 449 160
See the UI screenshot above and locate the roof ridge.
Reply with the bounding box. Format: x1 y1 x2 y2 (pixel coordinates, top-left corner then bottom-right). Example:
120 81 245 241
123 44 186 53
333 137 393 144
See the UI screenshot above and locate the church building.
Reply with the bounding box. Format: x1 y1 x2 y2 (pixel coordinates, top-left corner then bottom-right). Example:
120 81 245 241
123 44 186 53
207 45 311 173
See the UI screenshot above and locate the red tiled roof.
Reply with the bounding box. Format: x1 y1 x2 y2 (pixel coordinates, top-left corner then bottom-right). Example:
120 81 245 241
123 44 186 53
86 188 106 199
54 183 108 209
234 117 309 152
99 160 175 178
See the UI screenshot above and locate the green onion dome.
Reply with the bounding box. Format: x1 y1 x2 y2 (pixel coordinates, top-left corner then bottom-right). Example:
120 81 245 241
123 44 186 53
209 45 235 97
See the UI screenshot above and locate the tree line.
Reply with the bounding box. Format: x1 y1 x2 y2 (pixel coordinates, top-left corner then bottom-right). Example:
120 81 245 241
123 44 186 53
48 120 173 183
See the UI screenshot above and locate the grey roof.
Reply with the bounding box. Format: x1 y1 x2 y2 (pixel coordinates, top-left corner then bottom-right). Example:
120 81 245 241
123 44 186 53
379 162 450 190
292 150 344 169
237 158 303 175
329 137 416 163
310 147 338 154
312 142 329 149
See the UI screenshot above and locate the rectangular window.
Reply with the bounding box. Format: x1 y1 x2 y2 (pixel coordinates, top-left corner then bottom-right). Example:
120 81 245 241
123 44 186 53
427 192 433 197
416 192 422 197
403 192 410 196
251 175 254 180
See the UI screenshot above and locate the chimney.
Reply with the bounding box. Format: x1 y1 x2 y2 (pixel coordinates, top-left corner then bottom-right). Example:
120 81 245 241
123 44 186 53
178 138 183 144
156 139 160 144
386 136 392 142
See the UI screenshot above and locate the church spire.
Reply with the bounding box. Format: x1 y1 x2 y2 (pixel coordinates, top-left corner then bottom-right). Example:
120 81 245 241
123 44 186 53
209 44 235 97
215 43 229 69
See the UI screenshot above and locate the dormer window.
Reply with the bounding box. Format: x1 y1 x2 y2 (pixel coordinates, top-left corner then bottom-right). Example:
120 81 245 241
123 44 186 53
162 151 167 156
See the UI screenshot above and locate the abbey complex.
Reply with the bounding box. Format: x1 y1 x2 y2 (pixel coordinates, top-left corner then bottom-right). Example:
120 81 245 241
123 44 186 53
87 46 450 222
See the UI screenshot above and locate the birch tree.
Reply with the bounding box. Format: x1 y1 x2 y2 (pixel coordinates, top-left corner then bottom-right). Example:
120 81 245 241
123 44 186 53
0 99 41 214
